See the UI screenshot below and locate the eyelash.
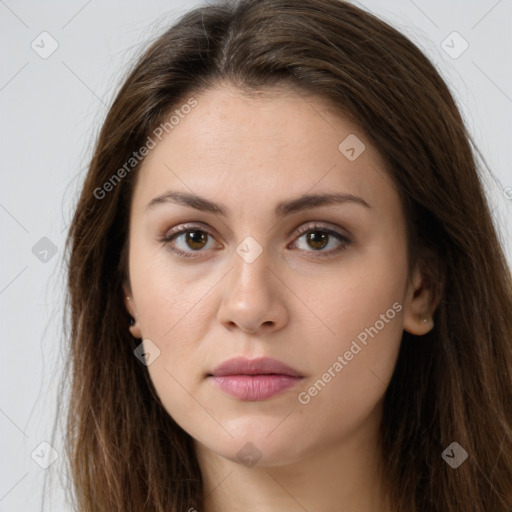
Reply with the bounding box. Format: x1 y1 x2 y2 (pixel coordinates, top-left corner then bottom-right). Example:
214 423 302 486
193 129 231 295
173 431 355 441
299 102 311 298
159 222 351 260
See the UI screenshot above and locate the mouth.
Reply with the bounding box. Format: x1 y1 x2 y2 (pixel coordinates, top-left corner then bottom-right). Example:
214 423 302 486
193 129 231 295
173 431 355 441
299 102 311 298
207 356 304 401
208 374 303 401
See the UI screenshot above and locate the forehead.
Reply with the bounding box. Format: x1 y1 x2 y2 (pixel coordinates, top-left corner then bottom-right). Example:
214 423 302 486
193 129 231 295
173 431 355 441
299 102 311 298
131 84 398 219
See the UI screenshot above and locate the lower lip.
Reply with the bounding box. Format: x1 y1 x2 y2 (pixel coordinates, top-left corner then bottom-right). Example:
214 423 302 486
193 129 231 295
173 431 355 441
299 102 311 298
209 375 303 401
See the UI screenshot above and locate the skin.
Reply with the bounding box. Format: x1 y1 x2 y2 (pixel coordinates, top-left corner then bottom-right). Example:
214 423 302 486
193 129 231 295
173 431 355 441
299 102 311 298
124 83 437 512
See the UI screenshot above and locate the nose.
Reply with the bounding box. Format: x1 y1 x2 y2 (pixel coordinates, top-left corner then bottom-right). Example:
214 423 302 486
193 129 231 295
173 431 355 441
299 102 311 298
216 246 288 334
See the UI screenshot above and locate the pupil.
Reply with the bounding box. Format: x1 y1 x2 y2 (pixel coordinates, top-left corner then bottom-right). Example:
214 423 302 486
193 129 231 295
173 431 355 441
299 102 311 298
186 231 207 250
308 231 328 250
184 230 329 251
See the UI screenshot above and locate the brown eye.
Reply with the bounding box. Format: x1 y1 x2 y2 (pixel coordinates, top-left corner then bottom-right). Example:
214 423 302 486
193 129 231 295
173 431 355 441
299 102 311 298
161 225 220 259
305 230 329 251
185 230 209 250
161 223 350 260
292 224 351 258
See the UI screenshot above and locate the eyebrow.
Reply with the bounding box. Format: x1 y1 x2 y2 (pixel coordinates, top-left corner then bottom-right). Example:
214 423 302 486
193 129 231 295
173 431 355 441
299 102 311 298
145 190 371 217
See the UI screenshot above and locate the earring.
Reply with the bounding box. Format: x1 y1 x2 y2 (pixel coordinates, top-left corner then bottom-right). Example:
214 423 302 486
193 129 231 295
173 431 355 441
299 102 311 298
419 314 434 327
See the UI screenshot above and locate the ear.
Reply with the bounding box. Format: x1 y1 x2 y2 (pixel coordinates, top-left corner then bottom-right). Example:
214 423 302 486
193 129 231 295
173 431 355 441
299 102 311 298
403 257 442 336
123 281 142 339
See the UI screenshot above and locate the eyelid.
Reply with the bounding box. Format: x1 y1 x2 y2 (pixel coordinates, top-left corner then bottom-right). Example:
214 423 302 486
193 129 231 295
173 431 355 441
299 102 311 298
161 222 218 241
160 222 222 257
293 222 350 239
288 223 351 257
160 221 351 258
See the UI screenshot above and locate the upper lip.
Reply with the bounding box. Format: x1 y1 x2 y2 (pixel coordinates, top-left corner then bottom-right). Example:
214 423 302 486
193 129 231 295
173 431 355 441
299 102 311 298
209 357 303 377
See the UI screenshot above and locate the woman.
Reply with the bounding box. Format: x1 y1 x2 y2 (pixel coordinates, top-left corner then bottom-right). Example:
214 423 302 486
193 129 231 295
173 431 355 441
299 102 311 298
58 0 512 510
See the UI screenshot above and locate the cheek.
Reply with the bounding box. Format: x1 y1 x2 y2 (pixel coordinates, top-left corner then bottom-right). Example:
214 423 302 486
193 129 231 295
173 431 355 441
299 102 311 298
303 239 406 352
129 251 220 423
292 290 404 449
130 240 213 337
292 239 406 424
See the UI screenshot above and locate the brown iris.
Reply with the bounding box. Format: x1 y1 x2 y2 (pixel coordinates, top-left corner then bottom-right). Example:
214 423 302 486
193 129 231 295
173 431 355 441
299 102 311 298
186 231 208 250
306 230 329 250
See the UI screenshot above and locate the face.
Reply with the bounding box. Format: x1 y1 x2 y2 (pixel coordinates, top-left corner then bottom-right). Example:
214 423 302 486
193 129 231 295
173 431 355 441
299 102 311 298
124 83 433 467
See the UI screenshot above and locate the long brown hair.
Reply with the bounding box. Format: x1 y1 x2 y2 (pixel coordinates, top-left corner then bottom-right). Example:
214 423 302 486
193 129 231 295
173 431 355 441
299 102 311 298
55 0 512 510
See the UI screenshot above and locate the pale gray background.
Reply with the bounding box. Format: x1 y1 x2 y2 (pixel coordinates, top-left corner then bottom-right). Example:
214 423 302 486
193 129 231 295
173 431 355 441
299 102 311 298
0 1 511 510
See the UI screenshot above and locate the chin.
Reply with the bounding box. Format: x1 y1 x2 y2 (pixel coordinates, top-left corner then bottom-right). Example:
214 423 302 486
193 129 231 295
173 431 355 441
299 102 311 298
203 426 308 468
